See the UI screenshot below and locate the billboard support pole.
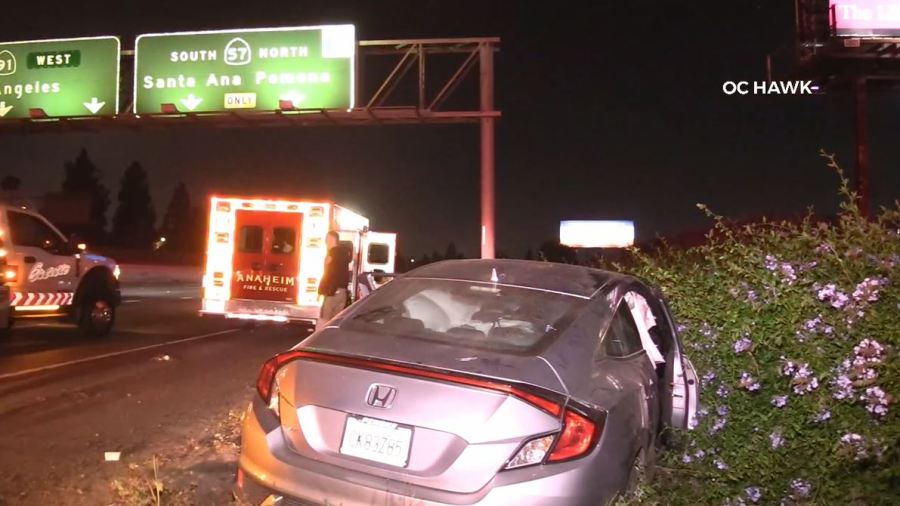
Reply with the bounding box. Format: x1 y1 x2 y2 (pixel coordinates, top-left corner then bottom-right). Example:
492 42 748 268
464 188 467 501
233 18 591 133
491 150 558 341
854 77 870 219
479 41 496 259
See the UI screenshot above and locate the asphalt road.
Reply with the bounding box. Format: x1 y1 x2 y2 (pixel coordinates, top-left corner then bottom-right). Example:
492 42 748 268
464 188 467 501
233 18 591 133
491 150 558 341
0 284 310 504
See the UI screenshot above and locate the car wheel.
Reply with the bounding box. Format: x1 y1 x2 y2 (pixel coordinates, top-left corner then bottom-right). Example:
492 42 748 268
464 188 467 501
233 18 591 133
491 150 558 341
78 293 116 338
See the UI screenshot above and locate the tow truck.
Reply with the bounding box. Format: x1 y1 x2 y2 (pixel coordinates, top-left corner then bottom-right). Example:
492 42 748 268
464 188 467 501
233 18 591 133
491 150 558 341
0 203 120 337
200 196 396 326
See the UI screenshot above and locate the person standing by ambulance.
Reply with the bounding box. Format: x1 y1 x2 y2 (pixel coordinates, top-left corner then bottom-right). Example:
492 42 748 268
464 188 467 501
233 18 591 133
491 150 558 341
317 231 352 329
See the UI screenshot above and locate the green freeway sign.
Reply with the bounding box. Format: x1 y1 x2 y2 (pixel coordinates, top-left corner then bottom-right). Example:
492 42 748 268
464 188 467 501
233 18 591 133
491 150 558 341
0 37 119 120
134 25 356 115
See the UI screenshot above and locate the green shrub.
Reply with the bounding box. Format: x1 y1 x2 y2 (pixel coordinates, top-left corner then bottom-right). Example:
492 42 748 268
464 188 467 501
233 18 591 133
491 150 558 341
613 152 899 505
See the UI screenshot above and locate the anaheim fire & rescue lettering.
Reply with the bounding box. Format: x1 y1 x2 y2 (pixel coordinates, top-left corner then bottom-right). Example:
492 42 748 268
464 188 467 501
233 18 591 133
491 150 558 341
235 271 296 293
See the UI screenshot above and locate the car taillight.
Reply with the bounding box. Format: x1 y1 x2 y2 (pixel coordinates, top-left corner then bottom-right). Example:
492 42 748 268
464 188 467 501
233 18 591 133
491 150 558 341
4 266 17 282
256 354 289 417
547 409 601 462
504 408 603 469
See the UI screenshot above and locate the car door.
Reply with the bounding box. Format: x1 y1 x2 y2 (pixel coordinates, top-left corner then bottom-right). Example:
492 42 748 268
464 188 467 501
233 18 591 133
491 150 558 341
600 302 661 444
5 210 78 305
231 210 302 302
651 290 699 430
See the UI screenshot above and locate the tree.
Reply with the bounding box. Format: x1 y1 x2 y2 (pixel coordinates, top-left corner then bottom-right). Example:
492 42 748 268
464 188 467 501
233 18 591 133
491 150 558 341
538 240 578 264
62 149 110 243
1 175 21 192
159 182 192 252
112 162 156 248
444 242 464 260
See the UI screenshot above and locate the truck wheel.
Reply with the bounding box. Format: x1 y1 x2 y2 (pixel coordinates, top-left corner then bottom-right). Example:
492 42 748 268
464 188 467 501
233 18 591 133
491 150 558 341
78 293 116 338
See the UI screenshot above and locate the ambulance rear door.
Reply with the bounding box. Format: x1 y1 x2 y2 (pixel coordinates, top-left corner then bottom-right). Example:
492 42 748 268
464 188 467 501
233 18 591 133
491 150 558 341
231 210 301 303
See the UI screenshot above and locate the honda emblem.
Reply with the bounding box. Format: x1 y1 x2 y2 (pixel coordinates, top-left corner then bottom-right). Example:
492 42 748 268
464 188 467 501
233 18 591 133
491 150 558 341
365 384 397 408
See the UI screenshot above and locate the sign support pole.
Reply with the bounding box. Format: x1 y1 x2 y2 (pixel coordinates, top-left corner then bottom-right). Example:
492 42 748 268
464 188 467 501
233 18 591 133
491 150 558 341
480 41 496 259
854 77 870 219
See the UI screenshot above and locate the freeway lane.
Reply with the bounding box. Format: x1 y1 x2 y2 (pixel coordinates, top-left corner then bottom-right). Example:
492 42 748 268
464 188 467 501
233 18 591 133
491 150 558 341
0 287 310 505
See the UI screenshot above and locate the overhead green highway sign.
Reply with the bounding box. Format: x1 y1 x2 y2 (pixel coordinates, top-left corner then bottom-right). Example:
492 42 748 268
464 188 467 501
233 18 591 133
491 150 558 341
0 37 120 120
134 25 356 115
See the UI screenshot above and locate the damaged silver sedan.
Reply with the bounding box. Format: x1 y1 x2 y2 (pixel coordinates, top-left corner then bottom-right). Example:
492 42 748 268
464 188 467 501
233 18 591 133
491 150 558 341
235 259 699 506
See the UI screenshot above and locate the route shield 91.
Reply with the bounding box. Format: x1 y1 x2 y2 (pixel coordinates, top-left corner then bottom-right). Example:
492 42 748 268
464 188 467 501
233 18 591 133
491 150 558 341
134 25 356 115
0 37 120 120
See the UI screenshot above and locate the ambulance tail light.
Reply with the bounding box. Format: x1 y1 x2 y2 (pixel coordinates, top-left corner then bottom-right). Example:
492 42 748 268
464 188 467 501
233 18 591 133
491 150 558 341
4 266 17 283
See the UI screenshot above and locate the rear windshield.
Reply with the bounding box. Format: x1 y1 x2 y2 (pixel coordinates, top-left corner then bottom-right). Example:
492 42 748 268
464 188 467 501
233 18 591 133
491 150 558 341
341 278 587 354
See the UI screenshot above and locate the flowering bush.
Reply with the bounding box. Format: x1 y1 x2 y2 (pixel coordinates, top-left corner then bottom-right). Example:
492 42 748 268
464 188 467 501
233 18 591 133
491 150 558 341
615 153 899 505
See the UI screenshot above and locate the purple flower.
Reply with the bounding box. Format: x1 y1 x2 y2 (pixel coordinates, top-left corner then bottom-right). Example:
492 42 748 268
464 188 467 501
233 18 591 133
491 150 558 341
714 458 729 470
813 409 831 423
790 479 812 499
832 374 855 400
694 449 706 459
702 370 717 385
681 453 693 464
710 417 727 434
791 363 819 395
770 429 785 449
764 255 778 271
815 243 833 254
804 316 822 331
740 372 760 392
840 433 869 461
717 405 729 417
817 283 850 309
817 283 837 301
745 486 762 503
782 360 799 377
780 263 797 284
853 339 884 364
852 277 884 303
717 384 731 398
746 290 758 302
734 337 753 354
771 395 788 408
862 386 890 418
831 292 849 309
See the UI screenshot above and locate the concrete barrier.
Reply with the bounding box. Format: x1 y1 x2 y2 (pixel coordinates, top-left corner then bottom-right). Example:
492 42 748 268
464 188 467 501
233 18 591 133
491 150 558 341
118 264 202 286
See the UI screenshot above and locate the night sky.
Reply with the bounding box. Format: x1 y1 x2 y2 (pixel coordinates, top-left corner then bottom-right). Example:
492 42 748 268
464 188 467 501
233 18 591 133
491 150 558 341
2 1 899 258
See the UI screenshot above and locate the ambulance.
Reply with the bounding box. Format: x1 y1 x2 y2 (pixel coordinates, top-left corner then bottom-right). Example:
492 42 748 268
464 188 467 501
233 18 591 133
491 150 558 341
200 196 396 326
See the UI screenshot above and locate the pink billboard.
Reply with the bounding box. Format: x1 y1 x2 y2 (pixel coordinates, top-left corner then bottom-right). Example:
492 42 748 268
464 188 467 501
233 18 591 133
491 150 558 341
831 1 900 36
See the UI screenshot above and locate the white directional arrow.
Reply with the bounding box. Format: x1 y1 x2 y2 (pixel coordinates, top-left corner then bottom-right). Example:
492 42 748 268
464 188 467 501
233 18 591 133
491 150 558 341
83 97 105 114
0 101 13 118
180 94 203 111
280 91 305 108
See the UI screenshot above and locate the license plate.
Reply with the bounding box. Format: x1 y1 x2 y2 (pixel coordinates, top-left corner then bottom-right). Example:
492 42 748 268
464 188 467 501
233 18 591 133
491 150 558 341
339 415 412 467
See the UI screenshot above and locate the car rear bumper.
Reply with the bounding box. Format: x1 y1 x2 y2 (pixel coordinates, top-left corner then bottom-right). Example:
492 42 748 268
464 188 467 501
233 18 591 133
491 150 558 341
235 399 624 506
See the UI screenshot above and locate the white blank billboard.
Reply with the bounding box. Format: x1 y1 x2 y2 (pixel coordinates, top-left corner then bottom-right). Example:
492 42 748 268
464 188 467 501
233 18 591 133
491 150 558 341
560 220 635 248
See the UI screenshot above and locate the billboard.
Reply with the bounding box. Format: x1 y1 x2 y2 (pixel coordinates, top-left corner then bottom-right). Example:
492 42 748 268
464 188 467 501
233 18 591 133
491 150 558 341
831 1 900 37
559 221 635 248
134 25 355 115
0 36 119 119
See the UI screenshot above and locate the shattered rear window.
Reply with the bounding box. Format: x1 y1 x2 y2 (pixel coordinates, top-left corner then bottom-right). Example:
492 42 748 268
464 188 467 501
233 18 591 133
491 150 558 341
342 278 587 353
